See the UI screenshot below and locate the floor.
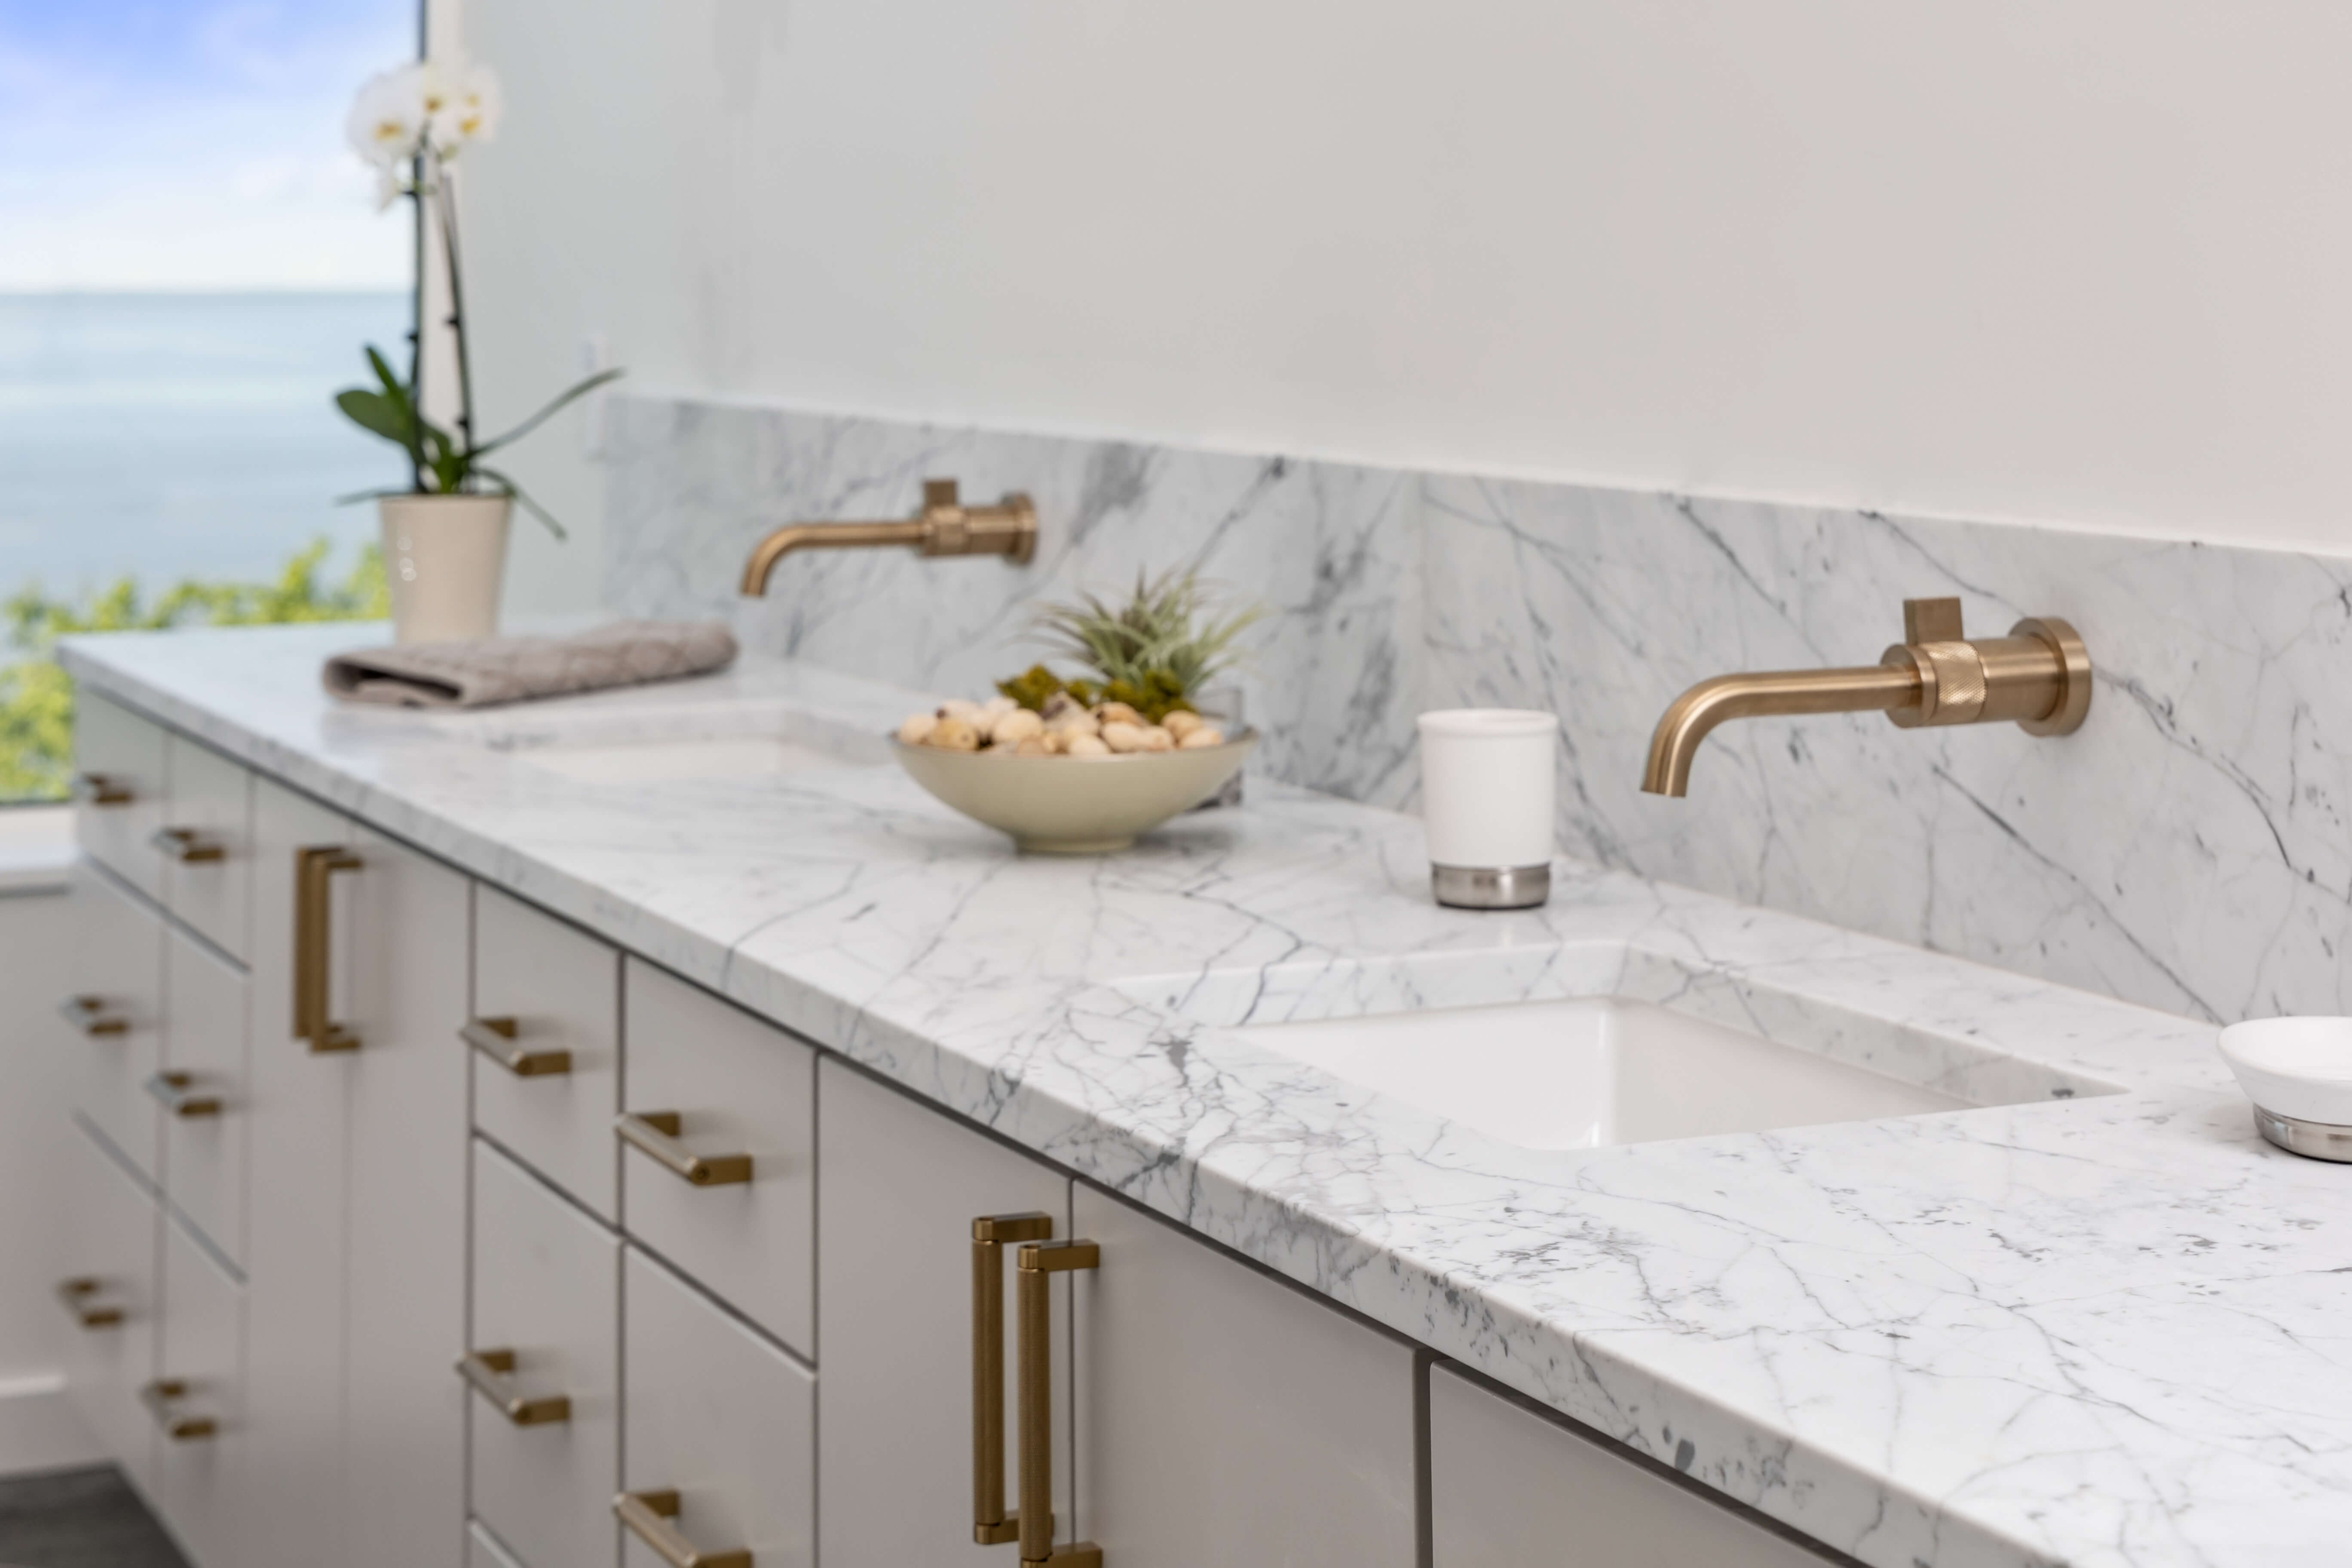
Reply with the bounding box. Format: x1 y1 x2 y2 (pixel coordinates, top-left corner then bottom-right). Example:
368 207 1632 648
0 1467 188 1568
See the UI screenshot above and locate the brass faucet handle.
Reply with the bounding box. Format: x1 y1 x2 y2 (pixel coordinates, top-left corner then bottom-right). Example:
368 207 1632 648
1902 597 1965 644
923 478 962 514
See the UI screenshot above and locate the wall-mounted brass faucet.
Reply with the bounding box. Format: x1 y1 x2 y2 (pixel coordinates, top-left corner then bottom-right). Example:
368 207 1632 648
739 478 1037 596
1640 597 2090 797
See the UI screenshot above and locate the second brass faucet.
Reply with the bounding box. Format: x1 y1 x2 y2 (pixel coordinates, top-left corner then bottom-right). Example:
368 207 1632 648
741 478 1037 596
1641 597 2091 797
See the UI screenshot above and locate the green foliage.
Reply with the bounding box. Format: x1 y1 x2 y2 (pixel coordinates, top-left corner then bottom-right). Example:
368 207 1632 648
0 539 388 802
1026 569 1264 721
332 343 620 540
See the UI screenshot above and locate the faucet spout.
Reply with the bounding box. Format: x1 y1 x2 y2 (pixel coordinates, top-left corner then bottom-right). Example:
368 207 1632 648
1638 598 2093 798
740 479 1037 596
1641 666 1920 797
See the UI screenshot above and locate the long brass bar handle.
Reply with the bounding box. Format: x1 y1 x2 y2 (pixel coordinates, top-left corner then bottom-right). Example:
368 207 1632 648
462 1017 573 1078
57 995 129 1038
73 772 133 807
143 1071 222 1119
973 1213 1056 1547
55 1278 122 1329
456 1348 572 1427
140 1380 216 1441
612 1489 750 1568
1017 1239 1103 1568
293 846 362 1053
615 1112 751 1186
150 826 225 864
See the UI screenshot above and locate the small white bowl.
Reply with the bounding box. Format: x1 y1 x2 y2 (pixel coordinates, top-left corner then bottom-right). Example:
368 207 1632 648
893 729 1257 854
2217 1017 2352 1160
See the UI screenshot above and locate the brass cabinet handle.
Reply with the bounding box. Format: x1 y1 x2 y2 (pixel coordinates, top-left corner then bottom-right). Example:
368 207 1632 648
143 1071 222 1119
973 1213 1056 1546
612 1488 749 1568
140 1379 216 1441
73 772 133 807
55 1278 122 1330
614 1112 751 1186
149 826 225 864
58 995 129 1038
462 1017 572 1078
1017 1240 1103 1568
456 1348 572 1427
293 845 362 1053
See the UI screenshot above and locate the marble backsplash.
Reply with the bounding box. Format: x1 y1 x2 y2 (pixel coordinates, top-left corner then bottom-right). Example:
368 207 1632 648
606 395 2352 1026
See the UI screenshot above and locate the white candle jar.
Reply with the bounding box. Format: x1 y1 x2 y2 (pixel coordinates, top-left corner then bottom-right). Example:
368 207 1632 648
1416 709 1559 909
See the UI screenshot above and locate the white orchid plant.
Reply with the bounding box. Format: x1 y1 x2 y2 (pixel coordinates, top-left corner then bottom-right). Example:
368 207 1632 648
337 58 619 536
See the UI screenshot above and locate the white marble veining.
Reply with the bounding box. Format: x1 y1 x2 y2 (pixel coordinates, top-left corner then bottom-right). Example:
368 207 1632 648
61 623 2352 1568
606 395 2352 1026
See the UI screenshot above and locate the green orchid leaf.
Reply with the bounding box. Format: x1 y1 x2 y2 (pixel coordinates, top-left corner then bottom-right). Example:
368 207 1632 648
334 388 412 446
472 367 625 458
473 466 570 541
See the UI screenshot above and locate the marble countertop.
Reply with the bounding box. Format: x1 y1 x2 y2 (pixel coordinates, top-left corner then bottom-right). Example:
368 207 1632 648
61 624 2352 1568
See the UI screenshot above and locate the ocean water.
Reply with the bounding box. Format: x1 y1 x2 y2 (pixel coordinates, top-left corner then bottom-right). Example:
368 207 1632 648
0 292 414 597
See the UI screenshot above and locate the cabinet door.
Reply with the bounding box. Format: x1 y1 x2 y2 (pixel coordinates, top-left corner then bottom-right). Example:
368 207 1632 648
474 885 621 1220
239 778 355 1568
619 961 814 1354
58 1120 159 1504
622 1247 815 1568
343 822 472 1568
1430 1363 1841 1567
471 1138 620 1568
159 735 254 963
155 1216 244 1568
815 1060 1073 1568
161 923 249 1266
64 863 165 1184
1069 1186 1420 1567
74 690 169 900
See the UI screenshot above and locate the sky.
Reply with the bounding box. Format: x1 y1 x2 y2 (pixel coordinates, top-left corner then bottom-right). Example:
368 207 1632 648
0 0 418 290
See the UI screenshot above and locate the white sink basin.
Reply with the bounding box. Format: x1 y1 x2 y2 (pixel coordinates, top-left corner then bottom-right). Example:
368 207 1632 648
1242 996 1966 1149
511 735 856 786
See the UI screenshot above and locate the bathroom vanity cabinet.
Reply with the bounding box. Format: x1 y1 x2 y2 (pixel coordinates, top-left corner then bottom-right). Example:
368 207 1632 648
47 689 1858 1568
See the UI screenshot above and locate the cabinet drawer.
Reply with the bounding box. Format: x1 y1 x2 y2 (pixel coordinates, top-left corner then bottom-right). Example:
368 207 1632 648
471 1139 620 1568
158 735 253 962
74 691 169 900
622 1247 814 1568
474 886 621 1221
65 865 165 1182
155 1217 244 1568
1429 1364 1841 1567
619 962 813 1354
59 1120 159 1503
162 923 249 1266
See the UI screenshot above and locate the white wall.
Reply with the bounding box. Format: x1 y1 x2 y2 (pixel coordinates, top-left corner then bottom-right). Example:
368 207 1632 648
461 0 2352 614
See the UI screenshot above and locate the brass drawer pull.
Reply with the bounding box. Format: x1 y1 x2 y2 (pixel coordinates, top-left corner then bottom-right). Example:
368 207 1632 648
55 1278 122 1329
58 995 129 1038
73 772 133 807
612 1488 749 1568
149 827 225 864
1017 1239 1102 1568
140 1380 216 1441
972 1213 1056 1546
293 845 362 1053
143 1072 222 1119
462 1017 572 1078
456 1348 572 1427
615 1112 751 1186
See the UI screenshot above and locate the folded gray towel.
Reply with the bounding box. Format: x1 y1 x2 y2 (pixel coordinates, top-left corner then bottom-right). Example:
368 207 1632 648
323 621 739 709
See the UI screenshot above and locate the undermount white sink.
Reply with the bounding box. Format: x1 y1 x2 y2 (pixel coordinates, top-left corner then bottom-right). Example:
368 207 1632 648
511 735 857 785
1241 996 1966 1150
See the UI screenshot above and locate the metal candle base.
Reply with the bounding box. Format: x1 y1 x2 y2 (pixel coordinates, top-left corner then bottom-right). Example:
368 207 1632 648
2254 1106 2352 1163
1431 864 1551 910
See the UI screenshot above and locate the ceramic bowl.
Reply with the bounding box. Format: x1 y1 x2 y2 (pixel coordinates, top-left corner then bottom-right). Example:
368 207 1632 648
893 729 1257 853
2217 1016 2352 1126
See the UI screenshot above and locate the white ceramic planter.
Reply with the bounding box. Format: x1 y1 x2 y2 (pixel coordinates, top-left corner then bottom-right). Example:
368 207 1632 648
379 493 511 644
